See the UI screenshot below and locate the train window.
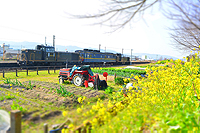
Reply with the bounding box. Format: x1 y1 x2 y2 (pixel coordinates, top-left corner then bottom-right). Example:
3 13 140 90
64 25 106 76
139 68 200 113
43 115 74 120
46 48 55 52
49 53 54 56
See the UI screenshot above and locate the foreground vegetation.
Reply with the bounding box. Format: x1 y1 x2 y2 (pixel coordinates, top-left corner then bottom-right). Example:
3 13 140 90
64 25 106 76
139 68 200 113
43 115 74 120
64 58 200 132
1 59 200 132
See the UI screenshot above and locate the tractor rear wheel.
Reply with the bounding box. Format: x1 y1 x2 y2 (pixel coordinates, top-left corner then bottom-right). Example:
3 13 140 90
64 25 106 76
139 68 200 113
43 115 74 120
72 74 84 86
94 74 100 90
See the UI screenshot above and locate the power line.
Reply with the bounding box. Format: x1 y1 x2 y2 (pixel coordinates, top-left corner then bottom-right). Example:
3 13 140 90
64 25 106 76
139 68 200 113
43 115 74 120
0 25 133 53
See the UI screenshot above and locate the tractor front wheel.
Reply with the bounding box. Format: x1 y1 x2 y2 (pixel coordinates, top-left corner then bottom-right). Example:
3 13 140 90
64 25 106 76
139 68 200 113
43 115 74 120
59 77 64 84
72 74 84 86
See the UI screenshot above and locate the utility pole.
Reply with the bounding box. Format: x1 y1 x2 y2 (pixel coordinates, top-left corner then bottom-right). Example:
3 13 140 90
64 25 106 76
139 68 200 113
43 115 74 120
122 48 124 56
105 47 106 52
130 49 133 65
53 35 55 49
3 43 5 61
45 36 47 46
99 44 101 52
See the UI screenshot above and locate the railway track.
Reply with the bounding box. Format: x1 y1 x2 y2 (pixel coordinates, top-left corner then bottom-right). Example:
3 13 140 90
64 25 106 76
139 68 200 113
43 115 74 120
0 61 151 69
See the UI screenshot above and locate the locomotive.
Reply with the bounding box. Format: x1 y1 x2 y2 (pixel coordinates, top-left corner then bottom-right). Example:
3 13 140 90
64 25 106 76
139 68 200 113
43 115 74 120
18 44 130 66
75 49 130 65
19 44 80 66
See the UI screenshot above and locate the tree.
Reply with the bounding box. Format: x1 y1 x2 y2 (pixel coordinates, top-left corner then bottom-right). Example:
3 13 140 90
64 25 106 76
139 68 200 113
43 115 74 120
165 0 200 52
72 0 200 52
73 0 161 31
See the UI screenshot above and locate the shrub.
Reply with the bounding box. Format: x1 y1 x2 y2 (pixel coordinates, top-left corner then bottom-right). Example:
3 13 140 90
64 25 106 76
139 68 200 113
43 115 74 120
115 77 124 85
105 87 114 94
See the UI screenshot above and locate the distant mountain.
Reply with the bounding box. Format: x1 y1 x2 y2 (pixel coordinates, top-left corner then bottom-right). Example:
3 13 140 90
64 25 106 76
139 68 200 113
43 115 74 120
0 40 179 60
0 41 40 50
129 53 179 60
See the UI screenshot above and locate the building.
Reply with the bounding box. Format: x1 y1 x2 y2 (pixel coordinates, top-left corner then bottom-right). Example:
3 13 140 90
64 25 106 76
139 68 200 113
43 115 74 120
0 43 20 58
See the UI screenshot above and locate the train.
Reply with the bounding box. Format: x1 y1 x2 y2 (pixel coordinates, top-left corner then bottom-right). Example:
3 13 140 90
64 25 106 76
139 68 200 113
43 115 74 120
18 44 130 66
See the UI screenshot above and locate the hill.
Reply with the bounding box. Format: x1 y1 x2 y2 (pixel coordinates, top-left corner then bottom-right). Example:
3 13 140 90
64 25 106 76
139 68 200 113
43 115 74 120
0 40 179 60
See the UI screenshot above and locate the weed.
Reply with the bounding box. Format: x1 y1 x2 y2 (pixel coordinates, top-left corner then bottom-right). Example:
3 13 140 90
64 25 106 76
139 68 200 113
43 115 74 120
3 78 11 84
5 95 15 100
115 77 124 85
0 94 15 101
11 101 27 113
48 102 53 105
3 78 23 86
0 96 4 101
105 87 114 94
56 86 74 97
27 81 35 90
11 79 23 86
65 80 72 84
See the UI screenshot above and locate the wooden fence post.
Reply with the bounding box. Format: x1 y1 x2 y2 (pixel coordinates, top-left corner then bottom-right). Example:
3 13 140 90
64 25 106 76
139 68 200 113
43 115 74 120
37 67 38 75
11 110 21 133
26 68 28 76
114 73 116 84
54 67 56 73
16 69 18 77
48 67 50 74
3 69 5 78
43 123 48 133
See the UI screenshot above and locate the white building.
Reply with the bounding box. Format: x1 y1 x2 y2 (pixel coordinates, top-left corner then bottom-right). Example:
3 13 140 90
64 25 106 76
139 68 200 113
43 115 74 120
0 43 20 58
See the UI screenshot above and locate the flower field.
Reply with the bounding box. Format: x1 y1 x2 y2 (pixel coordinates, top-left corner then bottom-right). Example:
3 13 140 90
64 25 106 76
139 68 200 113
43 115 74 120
62 58 200 132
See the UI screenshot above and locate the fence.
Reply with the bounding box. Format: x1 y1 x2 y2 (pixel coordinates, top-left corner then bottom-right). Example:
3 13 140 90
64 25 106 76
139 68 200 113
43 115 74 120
0 66 65 78
0 64 112 78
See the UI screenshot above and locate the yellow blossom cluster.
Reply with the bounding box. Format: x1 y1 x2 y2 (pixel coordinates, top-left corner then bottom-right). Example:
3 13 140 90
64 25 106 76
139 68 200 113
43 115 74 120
77 96 86 103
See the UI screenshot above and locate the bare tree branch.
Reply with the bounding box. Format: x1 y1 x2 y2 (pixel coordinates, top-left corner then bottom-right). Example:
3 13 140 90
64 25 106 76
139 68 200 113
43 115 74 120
69 0 160 31
166 0 200 52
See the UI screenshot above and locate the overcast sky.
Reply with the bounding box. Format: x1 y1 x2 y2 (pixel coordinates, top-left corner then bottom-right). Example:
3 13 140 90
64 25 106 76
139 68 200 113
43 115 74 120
0 0 188 58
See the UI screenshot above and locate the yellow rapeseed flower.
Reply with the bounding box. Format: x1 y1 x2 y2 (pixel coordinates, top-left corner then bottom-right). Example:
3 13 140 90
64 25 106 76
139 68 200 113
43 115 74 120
78 97 82 103
62 111 68 117
77 108 82 113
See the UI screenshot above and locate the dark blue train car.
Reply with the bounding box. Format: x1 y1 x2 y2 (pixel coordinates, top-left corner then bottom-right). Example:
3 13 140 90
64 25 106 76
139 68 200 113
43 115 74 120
75 49 116 64
19 44 80 66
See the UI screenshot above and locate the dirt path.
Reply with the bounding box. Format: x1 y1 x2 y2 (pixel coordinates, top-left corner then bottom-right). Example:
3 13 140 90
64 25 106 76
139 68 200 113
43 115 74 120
0 81 106 123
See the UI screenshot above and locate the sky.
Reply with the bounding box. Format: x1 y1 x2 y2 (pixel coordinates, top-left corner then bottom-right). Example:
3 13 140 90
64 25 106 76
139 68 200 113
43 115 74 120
0 0 189 59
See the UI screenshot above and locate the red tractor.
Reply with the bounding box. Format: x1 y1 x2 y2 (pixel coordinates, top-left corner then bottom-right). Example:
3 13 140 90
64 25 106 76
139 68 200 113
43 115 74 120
58 65 107 90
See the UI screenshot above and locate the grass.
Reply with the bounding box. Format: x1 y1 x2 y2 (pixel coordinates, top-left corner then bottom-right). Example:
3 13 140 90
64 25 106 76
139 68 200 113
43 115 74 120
0 69 59 81
0 66 138 132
